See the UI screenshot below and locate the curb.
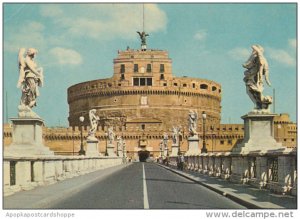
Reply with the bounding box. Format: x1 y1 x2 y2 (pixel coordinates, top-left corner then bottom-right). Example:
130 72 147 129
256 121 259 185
157 163 263 209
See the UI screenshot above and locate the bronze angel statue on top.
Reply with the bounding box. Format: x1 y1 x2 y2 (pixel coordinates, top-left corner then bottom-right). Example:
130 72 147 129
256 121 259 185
17 48 44 109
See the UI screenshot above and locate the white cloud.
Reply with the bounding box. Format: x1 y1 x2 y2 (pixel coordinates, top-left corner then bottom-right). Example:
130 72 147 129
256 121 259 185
4 21 46 52
288 38 296 49
40 5 64 18
49 47 82 65
39 4 167 41
194 30 207 41
266 48 295 66
228 47 250 61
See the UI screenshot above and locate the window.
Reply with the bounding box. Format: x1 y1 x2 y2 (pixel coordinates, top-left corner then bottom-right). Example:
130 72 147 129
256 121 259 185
183 84 187 87
163 83 167 86
120 64 125 73
174 83 178 86
146 78 152 86
147 64 152 73
220 140 224 145
160 74 165 80
134 64 138 73
160 64 165 73
133 77 152 86
200 84 208 89
133 78 139 86
192 83 195 88
140 78 146 86
121 74 125 80
212 86 217 91
228 140 232 145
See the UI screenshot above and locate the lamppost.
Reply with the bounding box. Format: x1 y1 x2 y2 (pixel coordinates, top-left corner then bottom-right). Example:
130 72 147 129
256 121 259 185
201 111 208 153
122 138 126 163
178 129 185 155
105 132 108 156
78 116 85 155
160 141 163 160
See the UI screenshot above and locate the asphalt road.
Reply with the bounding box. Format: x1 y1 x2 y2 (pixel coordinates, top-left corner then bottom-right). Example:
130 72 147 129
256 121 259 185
49 162 245 209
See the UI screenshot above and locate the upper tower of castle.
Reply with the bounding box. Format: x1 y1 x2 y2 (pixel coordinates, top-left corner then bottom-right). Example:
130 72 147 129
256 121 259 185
112 48 173 86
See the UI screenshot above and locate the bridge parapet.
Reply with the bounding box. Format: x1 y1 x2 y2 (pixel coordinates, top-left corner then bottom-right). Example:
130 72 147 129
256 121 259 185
168 148 297 196
3 155 123 197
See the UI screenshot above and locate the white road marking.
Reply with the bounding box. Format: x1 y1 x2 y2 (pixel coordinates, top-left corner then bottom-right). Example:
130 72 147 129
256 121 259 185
142 163 150 209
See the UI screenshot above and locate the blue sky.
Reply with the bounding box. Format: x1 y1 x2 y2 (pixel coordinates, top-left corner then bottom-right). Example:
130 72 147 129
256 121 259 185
2 3 297 127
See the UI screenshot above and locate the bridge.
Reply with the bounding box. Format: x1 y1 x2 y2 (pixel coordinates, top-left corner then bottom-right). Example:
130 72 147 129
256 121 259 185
3 111 297 210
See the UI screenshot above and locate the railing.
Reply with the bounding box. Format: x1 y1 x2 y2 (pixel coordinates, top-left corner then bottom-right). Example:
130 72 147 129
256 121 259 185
3 156 123 197
168 151 297 196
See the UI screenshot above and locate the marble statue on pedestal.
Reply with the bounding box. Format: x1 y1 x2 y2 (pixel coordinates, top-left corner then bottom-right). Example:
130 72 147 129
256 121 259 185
171 126 182 156
4 48 54 157
172 126 181 145
87 109 99 141
188 110 198 136
243 45 272 111
116 135 123 156
17 48 44 118
108 127 115 144
122 140 127 157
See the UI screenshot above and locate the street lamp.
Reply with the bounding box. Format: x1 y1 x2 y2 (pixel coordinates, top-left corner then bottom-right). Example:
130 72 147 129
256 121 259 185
122 138 126 163
105 132 108 156
78 116 85 155
201 111 208 153
160 140 163 160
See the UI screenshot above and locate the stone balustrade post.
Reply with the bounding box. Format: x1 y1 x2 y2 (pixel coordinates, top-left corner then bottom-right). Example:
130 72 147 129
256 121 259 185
203 156 208 174
230 156 249 184
198 155 204 173
55 160 64 181
255 156 268 189
214 156 221 177
44 160 56 184
278 155 293 194
3 161 13 196
15 161 33 190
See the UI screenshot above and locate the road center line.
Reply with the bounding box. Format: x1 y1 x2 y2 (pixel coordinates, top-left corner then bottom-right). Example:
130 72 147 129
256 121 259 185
142 163 150 209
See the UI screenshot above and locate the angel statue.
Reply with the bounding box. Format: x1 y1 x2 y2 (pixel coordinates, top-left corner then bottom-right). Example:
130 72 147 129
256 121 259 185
172 126 180 145
137 31 149 51
188 110 198 137
88 109 99 140
243 45 272 111
107 127 115 144
17 48 44 109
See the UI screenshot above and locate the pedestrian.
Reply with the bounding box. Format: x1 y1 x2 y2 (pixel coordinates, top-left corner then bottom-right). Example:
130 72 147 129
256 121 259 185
180 154 185 170
177 154 181 169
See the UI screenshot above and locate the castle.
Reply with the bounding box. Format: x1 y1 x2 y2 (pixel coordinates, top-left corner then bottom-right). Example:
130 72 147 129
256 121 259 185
3 37 297 161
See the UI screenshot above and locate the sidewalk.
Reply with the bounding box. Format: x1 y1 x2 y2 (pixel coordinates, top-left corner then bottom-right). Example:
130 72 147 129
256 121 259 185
4 163 132 209
159 164 297 209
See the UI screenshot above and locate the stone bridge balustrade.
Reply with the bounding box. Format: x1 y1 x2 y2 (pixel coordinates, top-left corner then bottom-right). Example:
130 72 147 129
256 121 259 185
3 156 123 197
168 148 296 196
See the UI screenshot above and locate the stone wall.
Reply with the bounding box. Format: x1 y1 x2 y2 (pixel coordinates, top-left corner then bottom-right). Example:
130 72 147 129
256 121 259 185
3 155 123 196
169 149 297 196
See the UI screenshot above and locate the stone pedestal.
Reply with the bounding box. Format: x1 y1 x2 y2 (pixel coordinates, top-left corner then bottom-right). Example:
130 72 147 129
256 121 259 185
185 136 200 155
170 143 179 156
86 139 101 157
232 113 285 154
106 144 116 157
4 118 54 157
